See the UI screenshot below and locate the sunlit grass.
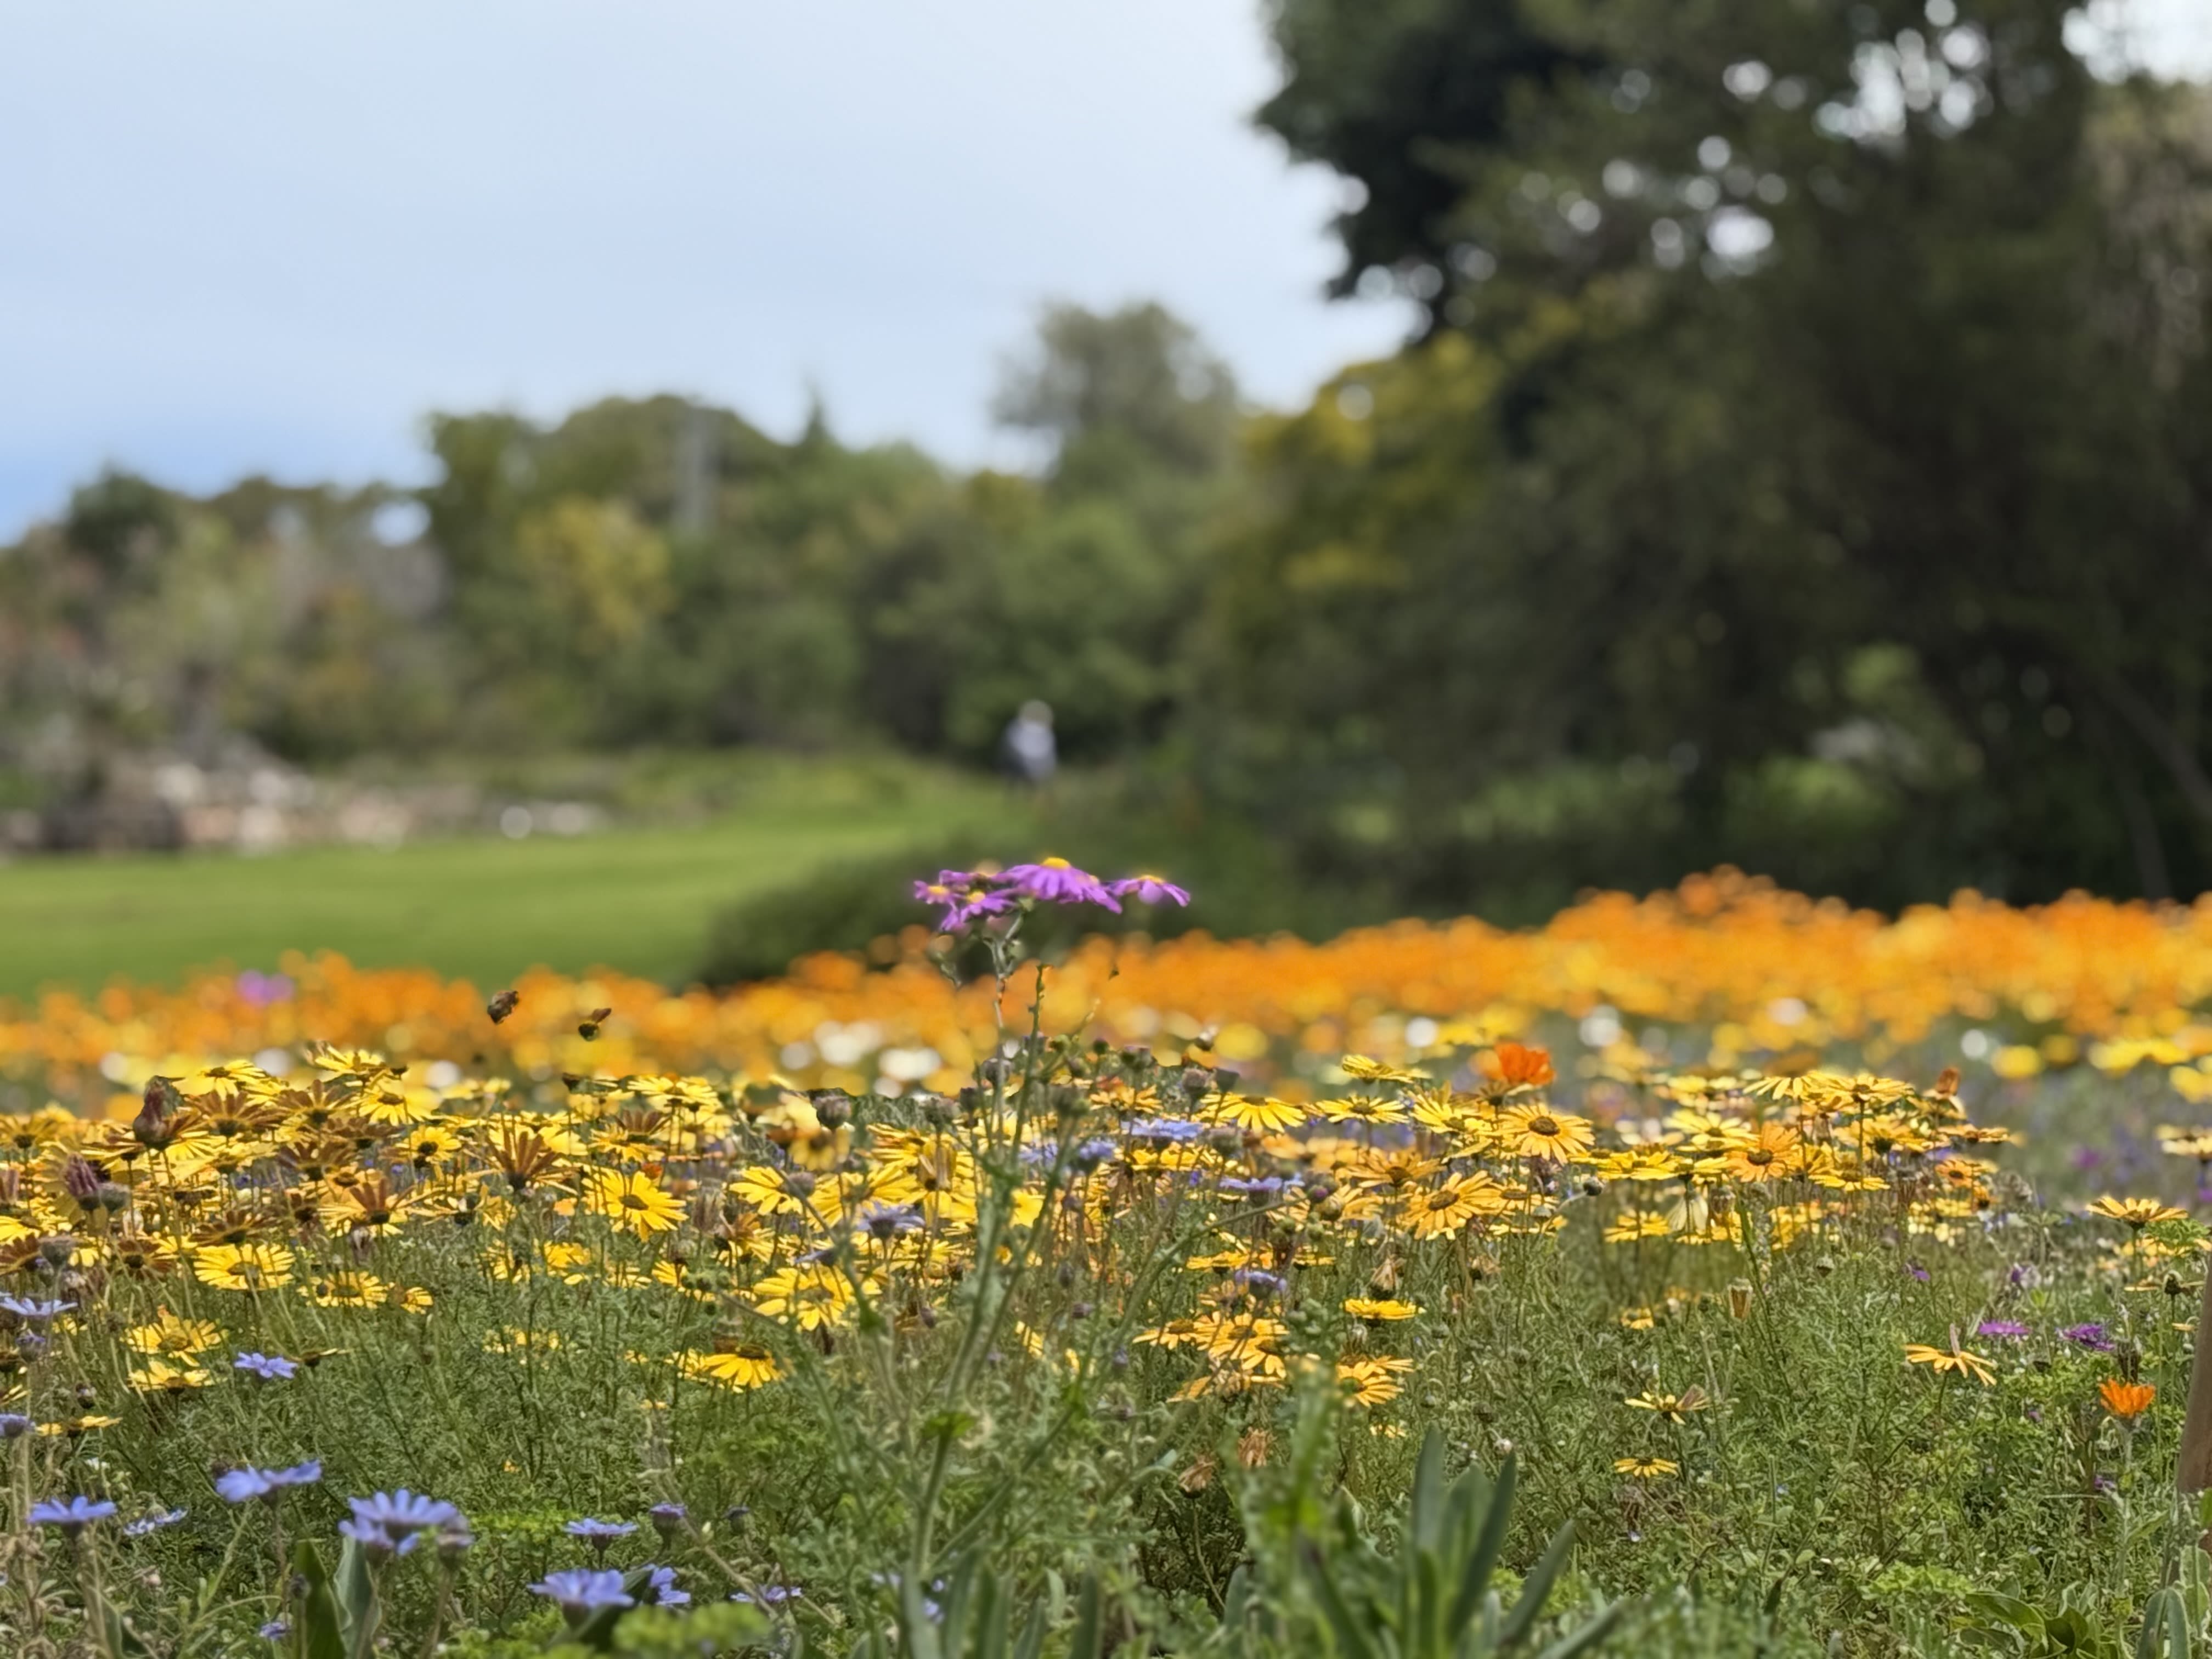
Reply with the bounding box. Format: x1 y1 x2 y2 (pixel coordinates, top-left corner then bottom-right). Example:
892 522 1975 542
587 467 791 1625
0 753 1009 998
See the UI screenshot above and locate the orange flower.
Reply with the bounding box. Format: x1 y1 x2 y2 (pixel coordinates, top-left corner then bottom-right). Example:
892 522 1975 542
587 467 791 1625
2099 1378 2155 1419
1480 1043 1555 1091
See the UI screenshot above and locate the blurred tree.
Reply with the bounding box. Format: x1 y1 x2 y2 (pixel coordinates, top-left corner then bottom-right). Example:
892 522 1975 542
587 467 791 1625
993 301 1240 482
1221 0 2212 906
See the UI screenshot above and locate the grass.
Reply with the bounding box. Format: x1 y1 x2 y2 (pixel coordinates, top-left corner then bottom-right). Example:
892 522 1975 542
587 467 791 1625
0 753 1010 999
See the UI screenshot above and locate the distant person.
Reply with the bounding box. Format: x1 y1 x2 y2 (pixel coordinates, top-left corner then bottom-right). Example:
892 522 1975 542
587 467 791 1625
1002 700 1057 786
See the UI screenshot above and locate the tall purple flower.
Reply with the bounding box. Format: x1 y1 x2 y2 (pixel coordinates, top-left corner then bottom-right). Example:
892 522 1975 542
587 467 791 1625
1108 874 1191 907
531 1568 635 1623
1001 858 1120 911
217 1460 322 1504
30 1496 115 1535
2061 1322 2116 1353
0 1296 75 1324
348 1490 460 1538
566 1516 638 1559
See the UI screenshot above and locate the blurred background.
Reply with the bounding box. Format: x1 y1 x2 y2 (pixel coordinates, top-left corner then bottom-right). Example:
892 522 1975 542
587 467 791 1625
4 0 2212 997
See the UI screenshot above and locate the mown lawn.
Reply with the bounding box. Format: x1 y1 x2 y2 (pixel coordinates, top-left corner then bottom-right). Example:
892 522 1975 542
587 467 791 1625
0 755 1006 998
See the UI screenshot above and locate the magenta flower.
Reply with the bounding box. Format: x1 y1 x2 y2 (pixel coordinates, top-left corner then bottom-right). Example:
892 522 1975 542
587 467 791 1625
1976 1320 2029 1340
1108 874 1191 907
942 885 1017 930
1002 858 1120 911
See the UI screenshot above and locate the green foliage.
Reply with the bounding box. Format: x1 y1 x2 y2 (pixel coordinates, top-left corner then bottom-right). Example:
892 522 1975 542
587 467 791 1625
1226 0 2212 908
1288 1430 1621 1659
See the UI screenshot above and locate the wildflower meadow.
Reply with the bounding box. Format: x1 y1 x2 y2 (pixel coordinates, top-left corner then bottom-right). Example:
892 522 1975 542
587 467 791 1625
2 866 2212 1655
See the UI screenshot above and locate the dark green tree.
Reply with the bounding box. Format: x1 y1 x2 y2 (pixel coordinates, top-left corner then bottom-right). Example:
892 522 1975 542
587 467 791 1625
1220 0 2212 907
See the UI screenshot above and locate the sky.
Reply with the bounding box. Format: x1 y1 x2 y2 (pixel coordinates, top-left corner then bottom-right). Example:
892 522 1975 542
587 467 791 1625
1 1 2207 539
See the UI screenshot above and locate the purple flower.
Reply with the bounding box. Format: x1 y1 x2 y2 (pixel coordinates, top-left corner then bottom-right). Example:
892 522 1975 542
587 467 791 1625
1977 1320 2030 1340
641 1565 690 1606
1108 874 1191 907
532 1568 635 1620
2062 1323 2117 1353
258 1621 290 1641
30 1496 116 1534
566 1516 637 1558
1230 1268 1286 1296
1126 1118 1204 1145
0 1414 32 1438
236 970 295 1007
914 870 1018 930
731 1583 804 1606
1001 859 1120 911
348 1490 459 1537
0 1296 75 1324
856 1201 924 1240
125 1507 188 1537
648 1502 689 1539
234 1352 298 1381
1218 1175 1290 1198
340 1518 415 1555
1903 1262 1930 1284
217 1461 322 1504
941 888 1016 930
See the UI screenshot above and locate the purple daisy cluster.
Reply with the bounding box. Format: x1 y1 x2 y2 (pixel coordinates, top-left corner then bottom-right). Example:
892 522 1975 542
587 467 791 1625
912 859 1190 932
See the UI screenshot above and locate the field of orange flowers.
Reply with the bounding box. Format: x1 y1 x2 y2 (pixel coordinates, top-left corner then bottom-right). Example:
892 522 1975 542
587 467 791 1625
12 871 2212 1120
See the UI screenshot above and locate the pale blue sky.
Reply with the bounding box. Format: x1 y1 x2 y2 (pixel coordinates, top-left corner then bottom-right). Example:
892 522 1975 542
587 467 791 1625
0 1 2204 537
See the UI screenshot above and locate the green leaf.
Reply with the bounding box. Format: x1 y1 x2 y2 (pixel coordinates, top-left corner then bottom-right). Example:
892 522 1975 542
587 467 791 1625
97 1602 156 1658
1443 1458 1515 1641
1410 1429 1447 1551
1303 1540 1381 1659
333 1536 378 1659
1532 1600 1628 1659
1966 1592 2047 1635
289 1542 348 1659
1496 1522 1575 1648
1066 1573 1104 1659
